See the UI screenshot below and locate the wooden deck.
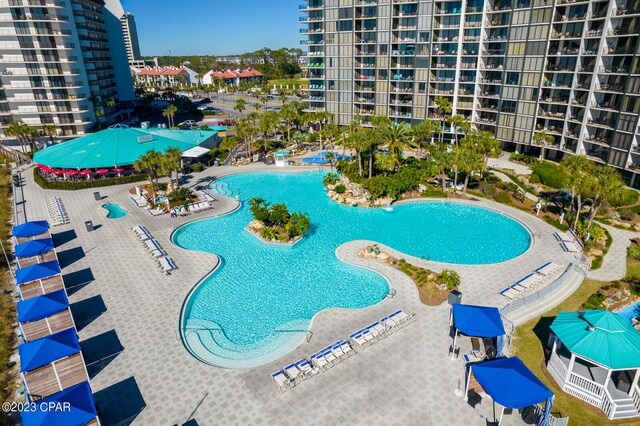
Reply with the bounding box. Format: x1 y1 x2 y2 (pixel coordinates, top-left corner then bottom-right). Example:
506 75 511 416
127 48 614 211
23 352 88 400
21 309 74 342
17 251 58 268
19 275 65 301
86 418 99 426
15 231 51 245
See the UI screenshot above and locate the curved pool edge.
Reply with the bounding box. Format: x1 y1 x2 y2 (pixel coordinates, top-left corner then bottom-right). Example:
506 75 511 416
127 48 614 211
172 171 533 369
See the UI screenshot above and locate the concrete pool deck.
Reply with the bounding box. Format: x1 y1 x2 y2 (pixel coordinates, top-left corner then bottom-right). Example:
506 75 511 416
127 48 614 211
14 163 591 425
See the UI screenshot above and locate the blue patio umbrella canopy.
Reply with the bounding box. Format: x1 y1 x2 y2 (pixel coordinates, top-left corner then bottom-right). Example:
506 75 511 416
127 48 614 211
17 289 69 323
16 260 61 285
471 356 553 409
19 328 80 373
452 304 506 337
12 221 49 238
21 381 97 426
15 238 55 258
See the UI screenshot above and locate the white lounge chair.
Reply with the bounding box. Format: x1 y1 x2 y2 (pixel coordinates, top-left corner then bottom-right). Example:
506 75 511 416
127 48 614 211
157 257 176 274
513 273 540 290
271 370 293 392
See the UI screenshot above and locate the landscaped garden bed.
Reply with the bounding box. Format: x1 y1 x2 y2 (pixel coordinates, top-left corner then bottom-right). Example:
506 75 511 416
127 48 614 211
246 198 310 244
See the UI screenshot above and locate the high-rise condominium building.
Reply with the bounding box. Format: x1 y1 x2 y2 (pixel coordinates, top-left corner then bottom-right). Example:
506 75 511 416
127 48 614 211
120 11 141 65
0 0 135 144
300 0 640 186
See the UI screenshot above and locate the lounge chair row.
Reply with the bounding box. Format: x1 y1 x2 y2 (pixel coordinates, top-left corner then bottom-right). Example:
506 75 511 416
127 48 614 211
272 310 415 392
130 195 148 208
500 261 566 300
45 196 69 226
554 230 583 253
196 190 218 203
187 201 212 213
130 225 176 275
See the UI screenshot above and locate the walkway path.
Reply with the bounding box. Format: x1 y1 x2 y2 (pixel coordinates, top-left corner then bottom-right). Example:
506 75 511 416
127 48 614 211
487 153 533 175
587 224 638 282
490 170 540 203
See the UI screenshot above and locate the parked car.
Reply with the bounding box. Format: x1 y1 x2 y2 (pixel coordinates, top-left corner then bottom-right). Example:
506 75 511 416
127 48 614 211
197 105 209 110
178 120 197 129
217 119 237 126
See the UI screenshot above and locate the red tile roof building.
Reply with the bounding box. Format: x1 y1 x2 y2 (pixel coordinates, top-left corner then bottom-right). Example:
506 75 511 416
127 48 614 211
202 68 264 86
132 66 199 86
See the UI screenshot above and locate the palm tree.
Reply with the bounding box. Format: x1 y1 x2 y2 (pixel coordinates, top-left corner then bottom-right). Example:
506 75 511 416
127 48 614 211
533 130 555 162
41 124 58 146
562 155 593 231
260 97 268 111
375 153 395 175
279 92 287 105
447 114 469 147
163 146 183 191
246 111 261 126
234 99 247 116
312 111 333 151
380 122 411 169
458 144 485 194
325 151 336 172
410 119 438 159
278 102 299 146
474 131 501 171
320 122 339 151
252 102 262 112
235 119 258 156
362 128 382 178
432 143 454 192
5 120 37 152
259 112 279 152
162 104 178 128
586 165 624 229
434 96 452 144
134 150 162 202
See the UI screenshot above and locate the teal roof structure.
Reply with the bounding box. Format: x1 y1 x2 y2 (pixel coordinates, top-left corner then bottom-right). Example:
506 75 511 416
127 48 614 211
33 126 218 169
550 310 640 369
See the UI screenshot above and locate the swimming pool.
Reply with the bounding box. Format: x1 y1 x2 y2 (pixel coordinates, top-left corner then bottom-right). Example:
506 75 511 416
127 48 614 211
303 151 351 164
617 302 640 323
173 172 531 368
102 203 128 219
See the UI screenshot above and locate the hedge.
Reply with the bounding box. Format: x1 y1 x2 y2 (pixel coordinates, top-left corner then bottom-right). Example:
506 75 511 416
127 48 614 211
531 162 569 189
34 168 149 190
610 188 640 207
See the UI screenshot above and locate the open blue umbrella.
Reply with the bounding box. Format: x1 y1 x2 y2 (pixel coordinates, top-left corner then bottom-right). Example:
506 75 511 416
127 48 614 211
20 381 97 426
16 261 61 285
12 221 50 238
17 290 69 323
15 238 54 258
19 328 80 372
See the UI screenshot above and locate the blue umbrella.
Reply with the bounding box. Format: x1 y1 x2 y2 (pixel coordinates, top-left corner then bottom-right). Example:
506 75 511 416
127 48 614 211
16 261 61 285
21 381 97 426
15 238 55 258
12 221 50 238
17 290 69 323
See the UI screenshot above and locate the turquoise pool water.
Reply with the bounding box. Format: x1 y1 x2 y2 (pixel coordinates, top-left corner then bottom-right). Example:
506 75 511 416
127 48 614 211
173 172 531 368
102 203 128 219
617 302 640 323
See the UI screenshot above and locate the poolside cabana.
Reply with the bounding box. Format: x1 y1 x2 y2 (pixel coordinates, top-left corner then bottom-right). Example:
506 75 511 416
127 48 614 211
20 381 100 426
12 221 51 245
546 310 640 420
15 260 65 301
15 238 57 268
465 356 554 426
17 290 75 342
19 329 89 401
450 304 507 360
274 151 289 167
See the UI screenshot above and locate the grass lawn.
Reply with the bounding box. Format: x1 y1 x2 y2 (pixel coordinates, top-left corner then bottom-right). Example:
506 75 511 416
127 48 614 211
627 259 640 278
513 278 640 425
268 78 306 87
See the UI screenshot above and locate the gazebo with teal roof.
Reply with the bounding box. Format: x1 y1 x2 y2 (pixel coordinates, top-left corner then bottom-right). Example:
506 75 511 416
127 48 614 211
33 125 220 170
546 310 640 420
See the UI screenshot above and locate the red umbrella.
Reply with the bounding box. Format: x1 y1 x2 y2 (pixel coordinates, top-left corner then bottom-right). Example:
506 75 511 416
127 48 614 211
52 169 64 175
79 170 92 176
40 166 52 173
96 168 109 174
113 167 125 172
64 170 78 176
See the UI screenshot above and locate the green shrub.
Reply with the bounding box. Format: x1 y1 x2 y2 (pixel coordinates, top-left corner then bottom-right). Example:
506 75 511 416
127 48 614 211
334 184 346 194
628 244 640 260
531 162 569 189
619 208 636 221
168 187 192 203
529 174 540 184
582 292 605 310
323 172 339 186
192 163 204 172
610 189 639 207
437 269 460 290
493 192 512 204
510 152 538 165
34 169 148 190
260 227 277 240
421 190 447 198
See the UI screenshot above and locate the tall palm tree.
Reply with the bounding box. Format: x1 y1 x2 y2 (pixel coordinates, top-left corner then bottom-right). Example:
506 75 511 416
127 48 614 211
459 144 485 193
162 104 178 128
410 119 438 159
252 102 262 112
587 165 624 229
41 124 58 146
6 120 37 152
380 122 411 169
312 111 333 151
278 102 299 146
279 92 287 105
325 151 336 172
234 99 247 116
474 131 501 171
434 96 452 144
533 130 555 162
447 114 469 147
562 155 593 231
259 112 279 152
134 150 162 202
163 146 183 190
432 143 453 192
236 119 258 156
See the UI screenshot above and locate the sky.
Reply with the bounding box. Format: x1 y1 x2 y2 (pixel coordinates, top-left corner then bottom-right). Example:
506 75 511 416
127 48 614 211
120 0 300 56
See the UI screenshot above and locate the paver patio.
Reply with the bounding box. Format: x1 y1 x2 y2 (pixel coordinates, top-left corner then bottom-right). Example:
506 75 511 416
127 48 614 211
13 163 585 425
